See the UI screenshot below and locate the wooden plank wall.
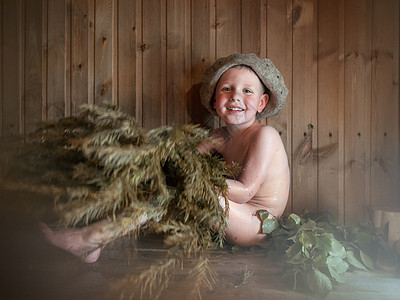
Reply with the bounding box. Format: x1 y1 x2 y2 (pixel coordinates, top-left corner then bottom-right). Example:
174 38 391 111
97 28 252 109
1 0 399 224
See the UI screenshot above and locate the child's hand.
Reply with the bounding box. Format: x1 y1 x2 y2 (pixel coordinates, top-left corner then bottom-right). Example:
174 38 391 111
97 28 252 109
197 128 227 154
196 141 215 154
209 128 228 153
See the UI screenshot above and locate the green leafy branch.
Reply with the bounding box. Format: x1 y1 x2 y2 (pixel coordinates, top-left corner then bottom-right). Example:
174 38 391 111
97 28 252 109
260 211 385 296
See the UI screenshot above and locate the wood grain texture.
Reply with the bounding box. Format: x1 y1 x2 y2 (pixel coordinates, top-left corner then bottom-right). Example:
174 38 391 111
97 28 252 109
216 0 241 57
24 0 44 133
190 0 216 127
291 0 318 214
142 0 166 129
166 0 191 125
317 0 342 219
396 0 400 211
0 0 399 224
71 0 89 113
370 0 399 211
266 0 293 214
0 0 3 135
2 0 23 136
46 0 68 120
117 0 139 118
94 0 113 104
241 0 266 56
344 0 372 224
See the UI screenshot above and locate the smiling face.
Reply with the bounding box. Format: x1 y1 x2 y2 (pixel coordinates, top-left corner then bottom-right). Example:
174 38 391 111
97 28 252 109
213 66 268 128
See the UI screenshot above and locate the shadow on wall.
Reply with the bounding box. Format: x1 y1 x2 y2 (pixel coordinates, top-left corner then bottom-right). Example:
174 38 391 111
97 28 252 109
187 82 215 129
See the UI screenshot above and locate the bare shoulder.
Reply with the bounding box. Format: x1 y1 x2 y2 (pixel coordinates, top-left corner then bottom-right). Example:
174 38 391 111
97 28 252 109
253 124 282 143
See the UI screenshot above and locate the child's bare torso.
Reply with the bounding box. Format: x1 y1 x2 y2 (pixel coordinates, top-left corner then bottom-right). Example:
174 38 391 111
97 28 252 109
215 122 290 219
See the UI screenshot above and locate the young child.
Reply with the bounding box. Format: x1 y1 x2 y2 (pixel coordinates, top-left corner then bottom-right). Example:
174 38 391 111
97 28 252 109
198 52 290 246
42 52 290 261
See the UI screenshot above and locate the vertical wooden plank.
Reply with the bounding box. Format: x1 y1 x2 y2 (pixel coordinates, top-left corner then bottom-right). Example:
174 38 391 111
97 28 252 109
397 0 400 211
215 0 241 129
88 0 95 105
18 0 25 135
47 0 68 120
25 0 44 133
166 0 191 125
242 0 267 133
111 0 118 105
0 0 2 191
338 0 345 224
71 0 89 113
190 0 216 127
344 0 372 224
64 0 71 117
291 0 318 214
215 0 241 57
0 0 4 136
266 0 293 214
135 0 143 125
370 0 399 211
317 0 342 218
117 0 140 118
94 0 113 104
142 0 166 129
2 0 22 136
241 0 265 56
41 0 47 121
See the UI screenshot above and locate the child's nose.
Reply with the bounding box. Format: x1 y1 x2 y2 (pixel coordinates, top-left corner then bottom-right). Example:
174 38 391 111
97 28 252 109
229 89 242 101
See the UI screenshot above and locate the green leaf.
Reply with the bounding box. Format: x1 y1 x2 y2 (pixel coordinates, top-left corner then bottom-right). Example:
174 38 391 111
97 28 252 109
346 250 368 271
281 213 301 230
305 247 312 258
359 249 375 270
329 238 346 259
327 256 349 283
316 233 334 253
306 268 333 296
313 253 328 270
299 219 316 232
288 213 301 225
287 256 307 266
286 240 302 258
262 218 279 234
299 231 317 251
257 210 270 222
353 230 373 250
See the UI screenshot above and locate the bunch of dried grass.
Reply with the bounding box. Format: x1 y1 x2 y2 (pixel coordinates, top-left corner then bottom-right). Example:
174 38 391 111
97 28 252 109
0 103 237 299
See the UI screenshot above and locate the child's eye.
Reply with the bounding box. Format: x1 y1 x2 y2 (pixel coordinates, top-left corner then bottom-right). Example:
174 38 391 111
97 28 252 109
243 88 252 94
221 87 231 92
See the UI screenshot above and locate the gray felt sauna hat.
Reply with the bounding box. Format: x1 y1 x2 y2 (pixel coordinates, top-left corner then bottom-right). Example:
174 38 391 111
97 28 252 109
200 52 288 119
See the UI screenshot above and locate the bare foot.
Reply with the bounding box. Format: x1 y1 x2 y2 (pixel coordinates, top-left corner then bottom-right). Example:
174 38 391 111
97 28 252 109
40 222 105 263
40 215 148 263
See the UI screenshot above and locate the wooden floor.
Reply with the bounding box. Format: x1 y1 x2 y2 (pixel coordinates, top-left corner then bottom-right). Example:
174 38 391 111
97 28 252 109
1 189 400 300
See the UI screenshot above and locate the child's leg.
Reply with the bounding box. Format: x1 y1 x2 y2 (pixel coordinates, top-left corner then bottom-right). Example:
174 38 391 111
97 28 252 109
223 200 267 247
41 214 147 263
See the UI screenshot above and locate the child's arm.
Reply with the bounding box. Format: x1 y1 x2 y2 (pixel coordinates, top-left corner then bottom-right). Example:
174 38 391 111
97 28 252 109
196 128 227 154
226 126 280 204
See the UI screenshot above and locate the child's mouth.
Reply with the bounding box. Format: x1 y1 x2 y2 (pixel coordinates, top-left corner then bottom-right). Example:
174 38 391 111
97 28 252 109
227 107 244 112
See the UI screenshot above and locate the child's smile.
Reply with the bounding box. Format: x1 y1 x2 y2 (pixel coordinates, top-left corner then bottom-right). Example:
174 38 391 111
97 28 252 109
213 67 268 128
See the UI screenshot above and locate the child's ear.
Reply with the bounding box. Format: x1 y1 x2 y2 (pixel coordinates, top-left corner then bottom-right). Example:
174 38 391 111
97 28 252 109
257 94 269 113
